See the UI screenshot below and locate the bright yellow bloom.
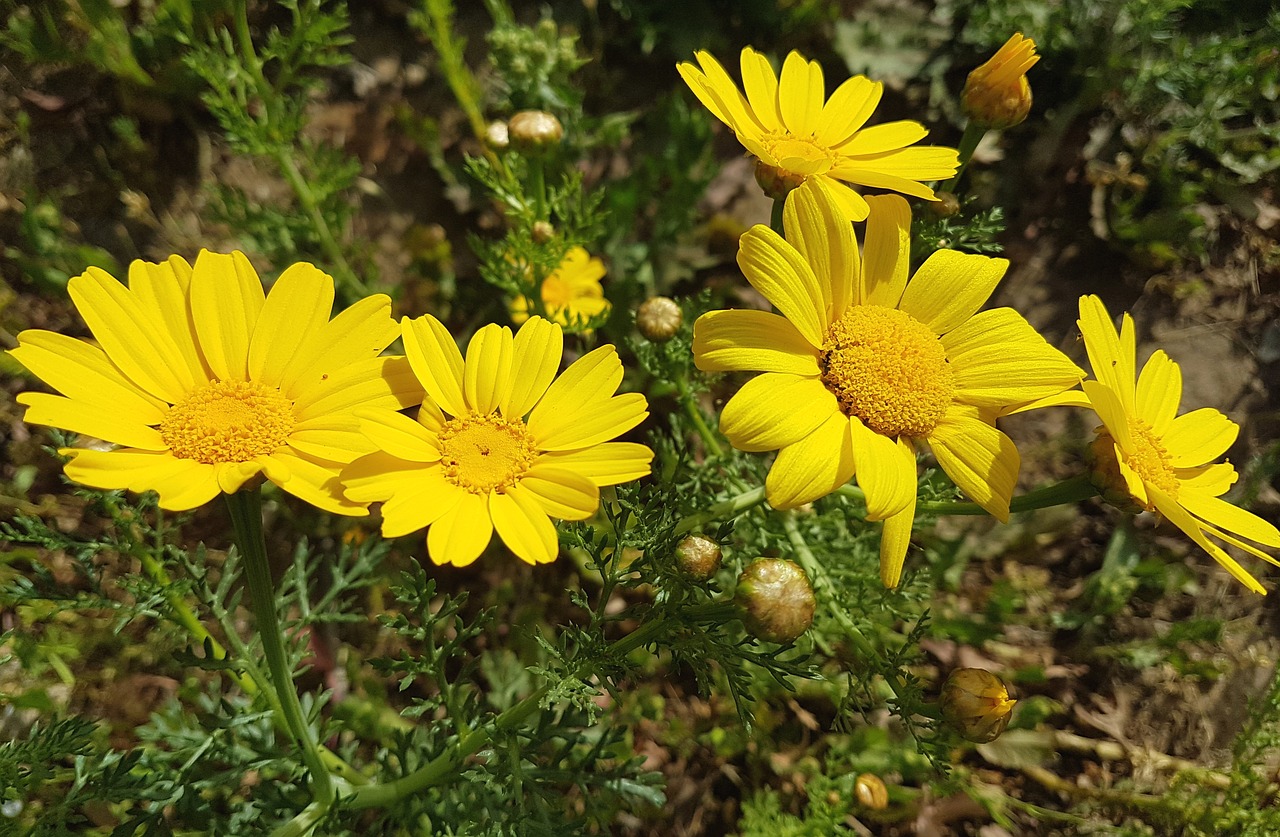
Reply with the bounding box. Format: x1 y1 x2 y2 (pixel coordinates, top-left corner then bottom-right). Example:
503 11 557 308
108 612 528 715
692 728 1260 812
342 315 652 567
692 180 1083 586
510 246 610 329
677 47 960 222
1070 295 1280 593
962 33 1039 129
9 251 421 514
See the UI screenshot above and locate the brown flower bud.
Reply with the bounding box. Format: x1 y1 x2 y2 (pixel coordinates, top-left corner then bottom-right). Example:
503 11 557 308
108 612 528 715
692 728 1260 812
854 773 889 810
927 191 961 218
939 667 1017 743
531 220 555 244
508 110 564 149
735 558 815 643
961 33 1039 130
636 296 683 342
753 159 806 201
485 120 510 149
675 534 721 580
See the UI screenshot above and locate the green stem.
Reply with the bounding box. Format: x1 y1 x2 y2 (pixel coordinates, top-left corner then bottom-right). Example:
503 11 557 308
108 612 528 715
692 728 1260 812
674 486 767 536
421 0 493 158
835 474 1098 517
770 198 785 235
528 156 548 220
343 615 672 810
226 489 335 808
940 121 988 193
674 377 724 458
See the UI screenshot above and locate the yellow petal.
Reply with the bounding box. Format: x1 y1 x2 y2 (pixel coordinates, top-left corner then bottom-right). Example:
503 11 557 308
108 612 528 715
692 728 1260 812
342 451 430 500
1076 295 1136 412
1081 380 1135 451
764 411 855 509
879 495 917 589
536 393 648 452
815 75 881 147
778 50 824 136
17 392 166 450
278 294 399 400
67 267 195 402
837 121 929 156
739 47 783 132
491 487 559 565
248 262 335 387
288 415 374 464
502 316 563 419
1180 490 1280 548
1148 487 1266 594
189 250 265 382
526 345 630 445
832 145 960 184
128 256 208 385
899 251 1008 336
720 373 839 452
62 447 220 511
538 442 653 487
10 330 167 420
946 311 1084 406
679 50 765 137
998 388 1092 417
521 465 600 520
1174 462 1237 496
463 323 514 416
783 178 857 320
402 314 468 417
215 460 265 494
1135 350 1182 437
1163 407 1238 468
295 356 424 422
426 492 493 567
849 418 916 520
356 408 442 463
736 226 827 346
860 194 912 309
375 467 461 538
927 410 1019 521
692 309 821 376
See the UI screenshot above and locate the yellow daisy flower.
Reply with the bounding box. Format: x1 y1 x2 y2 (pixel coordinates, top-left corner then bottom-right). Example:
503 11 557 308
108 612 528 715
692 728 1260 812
692 180 1083 587
677 47 960 221
510 246 611 329
1072 295 1280 593
342 315 652 567
8 251 422 514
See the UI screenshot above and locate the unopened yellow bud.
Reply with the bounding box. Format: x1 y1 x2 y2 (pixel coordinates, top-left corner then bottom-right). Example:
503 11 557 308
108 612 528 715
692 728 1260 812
735 558 815 644
854 773 889 810
962 33 1039 130
675 534 721 580
939 667 1017 743
636 296 683 342
508 110 564 149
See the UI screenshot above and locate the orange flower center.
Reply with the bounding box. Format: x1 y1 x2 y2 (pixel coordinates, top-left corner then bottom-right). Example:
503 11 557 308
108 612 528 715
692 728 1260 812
438 413 538 494
160 380 295 464
1123 417 1179 499
820 305 955 438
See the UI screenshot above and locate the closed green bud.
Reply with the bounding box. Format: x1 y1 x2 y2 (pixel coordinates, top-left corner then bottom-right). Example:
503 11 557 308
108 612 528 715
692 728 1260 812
940 667 1016 743
735 558 815 643
675 534 721 580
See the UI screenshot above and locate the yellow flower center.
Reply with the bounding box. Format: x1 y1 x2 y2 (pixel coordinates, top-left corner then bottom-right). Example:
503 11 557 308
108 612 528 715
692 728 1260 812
160 380 295 464
819 305 955 438
1123 417 1179 499
438 413 538 494
761 132 837 174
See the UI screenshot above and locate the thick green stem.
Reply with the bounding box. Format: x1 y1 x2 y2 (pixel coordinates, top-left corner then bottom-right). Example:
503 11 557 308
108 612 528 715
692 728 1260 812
227 489 335 808
940 121 988 193
835 474 1099 517
674 486 767 536
770 198 785 235
344 616 672 810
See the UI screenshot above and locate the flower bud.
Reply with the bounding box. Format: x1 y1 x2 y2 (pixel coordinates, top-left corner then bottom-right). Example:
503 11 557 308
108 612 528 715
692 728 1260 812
735 558 815 643
675 534 721 580
961 33 1039 130
854 773 889 810
485 120 510 149
939 667 1017 743
927 191 961 218
508 110 563 150
531 220 555 244
636 296 683 342
753 159 805 201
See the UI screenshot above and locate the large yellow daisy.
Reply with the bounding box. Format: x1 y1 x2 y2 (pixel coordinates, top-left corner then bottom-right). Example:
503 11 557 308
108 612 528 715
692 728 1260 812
8 251 421 514
692 180 1083 586
342 315 653 567
1072 295 1279 593
677 47 960 222
510 246 611 330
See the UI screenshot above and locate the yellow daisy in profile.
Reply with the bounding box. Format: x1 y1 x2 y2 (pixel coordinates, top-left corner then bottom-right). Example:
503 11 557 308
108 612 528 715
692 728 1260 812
1072 295 1279 593
510 246 611 329
692 180 1083 586
342 315 652 567
8 251 421 514
677 47 959 221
